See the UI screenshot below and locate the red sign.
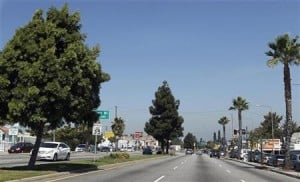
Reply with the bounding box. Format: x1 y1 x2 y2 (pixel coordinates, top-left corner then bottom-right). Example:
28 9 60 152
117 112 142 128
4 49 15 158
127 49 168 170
134 132 143 138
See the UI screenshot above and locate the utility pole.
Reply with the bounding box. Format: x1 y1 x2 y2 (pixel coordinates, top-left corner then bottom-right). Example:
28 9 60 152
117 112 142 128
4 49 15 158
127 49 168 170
115 105 118 119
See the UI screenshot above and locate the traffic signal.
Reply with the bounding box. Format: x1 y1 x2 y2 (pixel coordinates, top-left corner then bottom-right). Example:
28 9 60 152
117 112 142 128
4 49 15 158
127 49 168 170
242 129 246 135
234 129 238 135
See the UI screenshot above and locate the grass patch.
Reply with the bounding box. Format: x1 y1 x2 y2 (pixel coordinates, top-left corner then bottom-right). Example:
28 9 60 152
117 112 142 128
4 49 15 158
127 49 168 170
0 153 163 182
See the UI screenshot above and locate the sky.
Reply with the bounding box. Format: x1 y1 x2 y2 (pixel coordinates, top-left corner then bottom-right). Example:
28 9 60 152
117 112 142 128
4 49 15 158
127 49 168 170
1 0 300 141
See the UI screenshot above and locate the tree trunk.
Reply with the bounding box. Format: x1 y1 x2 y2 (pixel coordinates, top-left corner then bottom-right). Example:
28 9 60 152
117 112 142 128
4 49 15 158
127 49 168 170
28 124 44 169
223 125 226 146
238 110 242 157
166 140 169 154
161 140 165 154
283 63 292 169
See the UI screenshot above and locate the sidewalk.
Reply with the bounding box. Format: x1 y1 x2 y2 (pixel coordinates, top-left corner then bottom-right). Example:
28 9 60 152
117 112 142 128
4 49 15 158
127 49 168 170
227 157 300 179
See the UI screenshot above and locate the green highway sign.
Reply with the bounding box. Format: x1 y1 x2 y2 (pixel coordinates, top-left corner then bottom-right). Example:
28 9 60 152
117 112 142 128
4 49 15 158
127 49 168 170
96 110 110 120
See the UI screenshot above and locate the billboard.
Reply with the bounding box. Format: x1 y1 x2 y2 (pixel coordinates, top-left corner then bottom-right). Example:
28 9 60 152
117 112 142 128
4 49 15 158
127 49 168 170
104 131 114 139
134 131 143 138
262 139 281 151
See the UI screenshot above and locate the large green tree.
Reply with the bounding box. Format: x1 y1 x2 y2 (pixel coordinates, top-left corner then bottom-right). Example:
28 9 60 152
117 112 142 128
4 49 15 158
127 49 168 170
218 116 230 146
0 5 109 168
111 117 125 150
266 34 300 169
144 81 184 154
183 132 197 149
229 96 249 155
259 112 283 139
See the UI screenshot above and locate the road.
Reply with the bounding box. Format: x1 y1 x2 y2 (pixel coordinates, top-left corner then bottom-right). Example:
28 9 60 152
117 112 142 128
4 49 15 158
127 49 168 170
35 154 299 182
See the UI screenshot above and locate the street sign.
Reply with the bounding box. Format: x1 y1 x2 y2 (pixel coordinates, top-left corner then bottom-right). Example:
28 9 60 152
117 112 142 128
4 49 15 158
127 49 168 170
9 128 18 136
96 110 110 120
92 123 102 135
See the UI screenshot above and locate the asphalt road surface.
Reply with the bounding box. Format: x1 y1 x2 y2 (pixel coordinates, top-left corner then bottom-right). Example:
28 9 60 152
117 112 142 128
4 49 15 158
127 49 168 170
37 154 300 182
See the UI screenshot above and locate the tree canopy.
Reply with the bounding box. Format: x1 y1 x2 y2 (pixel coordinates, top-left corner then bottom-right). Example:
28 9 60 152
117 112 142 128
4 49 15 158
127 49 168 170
111 117 125 138
0 4 110 168
183 132 197 149
144 80 184 153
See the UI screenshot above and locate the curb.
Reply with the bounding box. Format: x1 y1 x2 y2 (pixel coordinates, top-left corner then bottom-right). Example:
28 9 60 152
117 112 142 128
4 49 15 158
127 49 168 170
226 157 300 180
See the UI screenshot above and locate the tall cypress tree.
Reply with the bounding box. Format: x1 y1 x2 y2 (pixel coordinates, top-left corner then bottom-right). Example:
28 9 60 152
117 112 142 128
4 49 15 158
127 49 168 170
144 81 184 154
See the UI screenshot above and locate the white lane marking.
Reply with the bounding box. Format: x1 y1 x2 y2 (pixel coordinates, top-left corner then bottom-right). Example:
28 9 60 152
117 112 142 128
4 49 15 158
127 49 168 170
240 180 246 182
226 169 231 174
218 164 222 167
181 161 184 165
174 166 178 170
154 176 165 182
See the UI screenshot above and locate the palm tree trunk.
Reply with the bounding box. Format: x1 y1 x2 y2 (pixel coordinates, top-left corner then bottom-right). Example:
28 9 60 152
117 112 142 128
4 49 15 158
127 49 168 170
223 125 226 146
283 63 292 169
238 110 242 158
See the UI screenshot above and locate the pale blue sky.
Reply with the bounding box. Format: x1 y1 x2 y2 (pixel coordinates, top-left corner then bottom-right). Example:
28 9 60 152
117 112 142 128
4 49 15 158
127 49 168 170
1 0 300 141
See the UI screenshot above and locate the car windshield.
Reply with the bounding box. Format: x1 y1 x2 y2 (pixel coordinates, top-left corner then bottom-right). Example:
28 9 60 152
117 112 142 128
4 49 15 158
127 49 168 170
14 143 23 147
40 143 58 148
78 144 86 148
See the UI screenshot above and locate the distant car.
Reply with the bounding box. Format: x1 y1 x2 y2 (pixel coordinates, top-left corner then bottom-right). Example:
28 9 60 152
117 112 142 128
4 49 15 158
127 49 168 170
100 146 111 152
156 148 163 154
143 147 153 155
75 144 87 152
185 149 193 155
8 142 34 153
196 150 202 155
210 150 220 158
37 142 71 161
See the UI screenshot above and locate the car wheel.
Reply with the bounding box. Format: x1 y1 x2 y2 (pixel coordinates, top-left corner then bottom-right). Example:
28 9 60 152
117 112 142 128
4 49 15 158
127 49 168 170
65 153 70 161
53 153 58 161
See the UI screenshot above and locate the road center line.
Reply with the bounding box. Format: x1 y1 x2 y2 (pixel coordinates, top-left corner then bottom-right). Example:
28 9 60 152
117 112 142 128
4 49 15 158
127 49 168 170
226 169 231 174
173 166 178 170
240 180 246 182
219 164 222 167
154 175 165 182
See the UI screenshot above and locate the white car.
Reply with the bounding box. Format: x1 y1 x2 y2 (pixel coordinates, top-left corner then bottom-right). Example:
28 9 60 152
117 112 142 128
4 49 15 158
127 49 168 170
37 142 71 161
75 144 87 152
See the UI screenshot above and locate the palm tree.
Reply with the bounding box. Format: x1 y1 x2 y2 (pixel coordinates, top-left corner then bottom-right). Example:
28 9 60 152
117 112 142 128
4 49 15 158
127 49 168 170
266 34 300 169
218 116 230 146
229 96 249 154
111 117 125 151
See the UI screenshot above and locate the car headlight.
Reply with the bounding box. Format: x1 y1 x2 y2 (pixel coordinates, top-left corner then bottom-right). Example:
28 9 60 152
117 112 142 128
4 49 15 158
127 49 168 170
46 150 55 154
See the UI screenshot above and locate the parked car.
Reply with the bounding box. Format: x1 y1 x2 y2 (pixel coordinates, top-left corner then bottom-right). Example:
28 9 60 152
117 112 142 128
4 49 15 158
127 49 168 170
8 142 34 153
229 149 238 159
142 147 153 155
262 153 272 164
290 154 300 170
267 154 285 167
75 144 87 152
36 142 71 161
185 149 193 155
239 149 250 159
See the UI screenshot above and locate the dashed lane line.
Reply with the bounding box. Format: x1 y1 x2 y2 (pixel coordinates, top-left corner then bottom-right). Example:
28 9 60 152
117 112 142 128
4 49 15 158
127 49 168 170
173 166 178 170
154 176 165 182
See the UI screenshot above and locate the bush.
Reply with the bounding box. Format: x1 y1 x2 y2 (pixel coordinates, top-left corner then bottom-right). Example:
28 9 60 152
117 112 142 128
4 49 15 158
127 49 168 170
109 152 130 159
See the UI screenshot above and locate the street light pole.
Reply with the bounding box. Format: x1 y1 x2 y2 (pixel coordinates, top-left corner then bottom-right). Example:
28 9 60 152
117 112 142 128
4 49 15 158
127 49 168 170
256 105 274 155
